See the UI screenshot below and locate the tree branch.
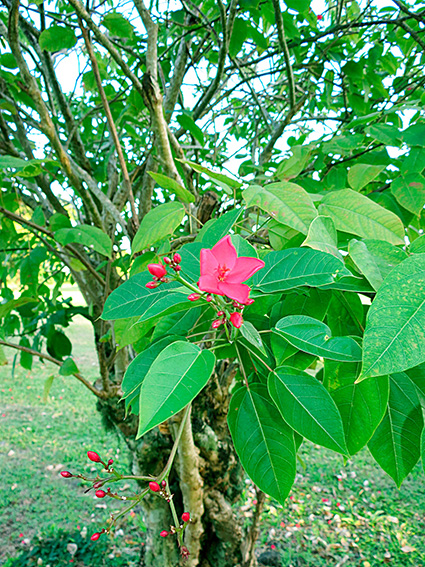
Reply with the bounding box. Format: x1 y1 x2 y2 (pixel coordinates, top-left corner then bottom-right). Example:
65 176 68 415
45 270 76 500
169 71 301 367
0 339 105 399
272 0 295 111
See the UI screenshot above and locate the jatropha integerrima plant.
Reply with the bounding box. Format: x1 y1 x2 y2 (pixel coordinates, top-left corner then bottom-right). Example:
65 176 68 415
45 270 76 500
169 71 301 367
62 443 194 558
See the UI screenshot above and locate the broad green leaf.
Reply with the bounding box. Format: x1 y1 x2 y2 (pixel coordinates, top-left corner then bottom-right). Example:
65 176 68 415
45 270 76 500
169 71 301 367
268 366 348 454
176 114 204 145
132 202 185 254
401 148 425 175
268 220 303 251
102 272 194 322
102 12 134 37
240 321 266 354
231 234 258 258
319 189 405 245
137 341 215 438
349 239 383 291
228 383 296 504
244 182 317 234
275 145 312 180
0 155 27 169
327 292 365 337
19 336 32 370
59 358 79 376
284 0 310 13
196 208 243 247
410 234 425 254
47 330 71 360
403 122 425 147
368 373 423 486
55 225 112 258
366 124 402 146
39 25 77 51
251 248 350 294
348 163 385 191
151 307 203 341
361 254 425 379
121 335 180 413
422 428 425 475
391 173 425 216
114 316 149 350
326 360 389 455
179 242 203 282
147 171 195 204
49 213 71 231
302 216 341 258
0 297 38 319
275 315 362 362
359 239 407 278
130 251 158 277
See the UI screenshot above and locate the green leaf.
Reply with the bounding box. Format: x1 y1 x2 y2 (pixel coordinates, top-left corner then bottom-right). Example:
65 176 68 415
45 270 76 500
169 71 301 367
326 360 389 455
284 0 310 13
132 202 185 254
361 254 425 379
39 25 77 52
47 330 71 360
268 366 348 455
137 341 215 438
403 122 425 147
102 12 134 38
59 358 79 376
319 189 405 245
55 225 112 258
176 114 204 145
147 172 195 204
243 182 317 234
268 221 303 251
49 213 71 231
19 337 32 370
178 159 242 189
302 216 341 258
0 155 27 169
275 145 312 180
366 124 402 146
391 173 425 216
102 272 194 322
0 297 38 319
410 234 425 254
349 239 383 291
251 248 350 294
43 375 55 403
228 383 296 504
240 321 266 354
121 335 180 413
151 307 203 341
368 373 423 486
196 208 243 247
348 164 385 191
274 315 362 362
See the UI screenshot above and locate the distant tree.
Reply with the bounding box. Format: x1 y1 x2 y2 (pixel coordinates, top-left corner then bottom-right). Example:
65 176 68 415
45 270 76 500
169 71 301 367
1 0 425 564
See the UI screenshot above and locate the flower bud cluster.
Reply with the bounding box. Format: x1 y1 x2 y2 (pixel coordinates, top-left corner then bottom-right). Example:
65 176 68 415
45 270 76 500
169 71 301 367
149 479 172 502
146 253 182 289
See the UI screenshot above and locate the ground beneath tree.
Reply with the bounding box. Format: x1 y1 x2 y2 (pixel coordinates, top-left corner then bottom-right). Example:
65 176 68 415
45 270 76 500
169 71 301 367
1 316 424 566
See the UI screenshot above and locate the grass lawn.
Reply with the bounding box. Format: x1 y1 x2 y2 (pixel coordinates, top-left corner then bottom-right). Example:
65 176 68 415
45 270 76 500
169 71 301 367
1 317 424 566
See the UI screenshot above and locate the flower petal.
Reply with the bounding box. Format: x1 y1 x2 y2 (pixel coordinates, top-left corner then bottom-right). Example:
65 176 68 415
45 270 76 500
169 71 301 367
211 236 237 270
218 281 250 303
198 275 223 296
226 256 265 283
200 248 218 277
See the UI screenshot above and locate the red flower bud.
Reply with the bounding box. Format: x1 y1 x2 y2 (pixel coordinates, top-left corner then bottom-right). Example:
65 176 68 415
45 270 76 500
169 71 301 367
173 253 182 264
91 532 101 541
173 265 182 272
217 311 225 317
230 312 243 328
188 293 200 301
182 512 190 522
61 471 73 478
163 257 172 264
244 298 255 305
161 480 167 488
160 530 169 538
87 451 101 463
149 481 161 492
206 295 212 302
212 319 223 329
95 490 107 498
107 459 114 466
145 281 159 289
148 263 167 278
317 14 323 20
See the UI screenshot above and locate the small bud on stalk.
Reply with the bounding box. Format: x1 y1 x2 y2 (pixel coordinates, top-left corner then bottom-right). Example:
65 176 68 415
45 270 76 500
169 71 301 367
230 312 243 328
95 490 107 498
107 459 114 467
61 471 73 478
212 319 223 329
148 263 167 278
145 281 159 289
173 253 182 264
163 257 172 265
160 530 169 538
87 451 102 463
149 481 161 492
182 512 190 523
187 293 200 301
161 480 167 488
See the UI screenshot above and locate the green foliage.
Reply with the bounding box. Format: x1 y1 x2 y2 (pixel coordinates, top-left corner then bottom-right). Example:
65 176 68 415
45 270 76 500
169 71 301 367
131 202 186 254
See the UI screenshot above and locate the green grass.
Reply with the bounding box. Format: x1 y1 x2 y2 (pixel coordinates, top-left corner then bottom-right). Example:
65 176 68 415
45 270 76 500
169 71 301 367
1 317 425 566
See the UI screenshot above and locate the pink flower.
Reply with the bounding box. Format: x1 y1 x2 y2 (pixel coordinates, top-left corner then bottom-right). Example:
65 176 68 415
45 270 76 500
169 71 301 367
148 263 166 278
198 236 264 304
